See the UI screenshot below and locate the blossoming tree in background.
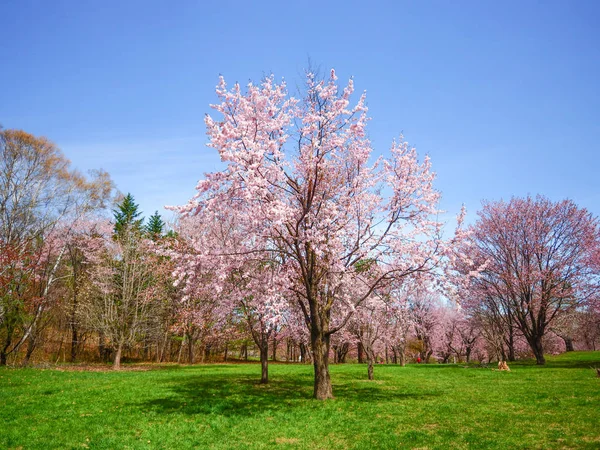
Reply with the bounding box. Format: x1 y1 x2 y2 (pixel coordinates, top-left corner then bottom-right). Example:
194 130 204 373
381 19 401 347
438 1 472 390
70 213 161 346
455 196 600 365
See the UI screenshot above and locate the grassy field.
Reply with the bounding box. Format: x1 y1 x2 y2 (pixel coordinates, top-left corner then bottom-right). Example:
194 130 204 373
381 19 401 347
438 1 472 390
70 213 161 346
1 352 599 449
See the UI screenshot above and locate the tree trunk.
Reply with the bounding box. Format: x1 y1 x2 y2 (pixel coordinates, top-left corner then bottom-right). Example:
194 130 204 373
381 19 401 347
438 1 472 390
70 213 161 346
259 340 269 384
363 342 375 380
312 333 333 399
113 342 124 369
507 329 516 361
425 349 433 363
1 326 14 366
143 337 150 361
398 349 406 367
99 331 110 362
366 350 375 380
563 336 574 352
177 335 184 363
70 326 78 362
271 336 277 361
335 342 349 363
498 345 506 363
367 359 374 380
530 336 546 365
187 333 194 364
70 293 79 362
158 333 169 362
299 343 307 363
357 342 364 363
22 329 38 366
224 343 228 362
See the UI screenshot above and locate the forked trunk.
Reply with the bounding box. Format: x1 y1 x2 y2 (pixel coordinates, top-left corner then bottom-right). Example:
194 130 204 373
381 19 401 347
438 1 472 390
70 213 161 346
312 333 333 399
335 342 349 363
240 342 248 360
424 349 433 363
22 332 37 366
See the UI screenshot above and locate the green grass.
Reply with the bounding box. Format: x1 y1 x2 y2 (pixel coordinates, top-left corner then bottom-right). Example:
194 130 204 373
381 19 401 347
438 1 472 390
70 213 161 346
1 352 599 449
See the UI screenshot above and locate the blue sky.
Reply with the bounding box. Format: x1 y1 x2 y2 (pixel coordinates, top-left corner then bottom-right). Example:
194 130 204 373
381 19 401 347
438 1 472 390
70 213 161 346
2 0 599 226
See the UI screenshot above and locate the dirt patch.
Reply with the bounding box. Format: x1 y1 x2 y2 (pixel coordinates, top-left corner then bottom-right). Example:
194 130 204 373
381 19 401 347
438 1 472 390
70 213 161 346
275 437 300 445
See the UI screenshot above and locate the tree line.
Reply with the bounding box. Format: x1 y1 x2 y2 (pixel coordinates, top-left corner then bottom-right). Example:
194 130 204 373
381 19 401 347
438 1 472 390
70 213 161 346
1 70 599 400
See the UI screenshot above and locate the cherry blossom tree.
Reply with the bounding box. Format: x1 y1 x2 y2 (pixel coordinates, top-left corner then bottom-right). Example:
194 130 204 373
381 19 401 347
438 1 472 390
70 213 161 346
166 216 229 365
435 306 461 364
455 315 480 363
330 325 355 364
174 70 449 398
225 247 287 382
348 295 388 379
169 210 290 382
407 286 445 363
386 299 413 366
432 306 481 363
456 196 600 364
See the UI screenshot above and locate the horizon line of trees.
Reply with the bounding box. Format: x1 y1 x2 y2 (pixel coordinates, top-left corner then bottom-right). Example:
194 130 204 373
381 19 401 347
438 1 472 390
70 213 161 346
2 70 599 400
2 131 598 373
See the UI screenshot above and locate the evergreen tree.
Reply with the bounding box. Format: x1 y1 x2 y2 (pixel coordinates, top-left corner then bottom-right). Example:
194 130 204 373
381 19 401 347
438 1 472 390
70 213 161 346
113 193 144 238
165 229 178 239
146 211 165 241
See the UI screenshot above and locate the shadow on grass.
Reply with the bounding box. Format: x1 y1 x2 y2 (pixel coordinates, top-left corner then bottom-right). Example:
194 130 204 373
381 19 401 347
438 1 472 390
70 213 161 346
137 371 442 418
135 353 599 418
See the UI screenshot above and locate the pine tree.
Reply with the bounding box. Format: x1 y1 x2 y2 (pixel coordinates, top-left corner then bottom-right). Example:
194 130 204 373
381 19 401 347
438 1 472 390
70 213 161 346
113 193 144 238
146 211 165 241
